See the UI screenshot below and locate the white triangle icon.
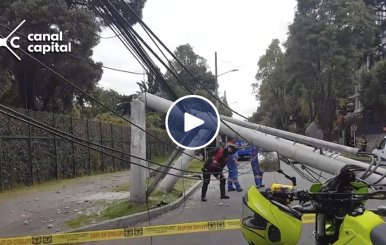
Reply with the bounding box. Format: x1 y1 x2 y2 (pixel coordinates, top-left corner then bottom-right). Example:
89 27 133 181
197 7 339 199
184 113 204 132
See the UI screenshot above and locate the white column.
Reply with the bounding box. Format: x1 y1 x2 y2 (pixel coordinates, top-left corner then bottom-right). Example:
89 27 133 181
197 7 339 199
130 99 147 203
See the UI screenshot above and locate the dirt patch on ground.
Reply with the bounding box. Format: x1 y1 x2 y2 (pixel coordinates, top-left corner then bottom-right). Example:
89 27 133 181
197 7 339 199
0 171 130 237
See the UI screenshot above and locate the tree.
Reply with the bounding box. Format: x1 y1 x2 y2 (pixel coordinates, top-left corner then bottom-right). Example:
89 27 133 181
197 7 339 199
252 0 377 138
0 0 147 114
137 72 161 94
252 39 291 129
164 44 216 97
359 61 386 123
0 0 102 112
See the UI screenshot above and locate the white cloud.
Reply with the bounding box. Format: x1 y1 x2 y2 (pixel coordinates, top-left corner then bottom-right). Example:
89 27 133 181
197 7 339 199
92 0 297 118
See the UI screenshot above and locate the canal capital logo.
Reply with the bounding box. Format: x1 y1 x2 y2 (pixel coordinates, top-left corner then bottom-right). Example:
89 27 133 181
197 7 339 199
0 20 72 61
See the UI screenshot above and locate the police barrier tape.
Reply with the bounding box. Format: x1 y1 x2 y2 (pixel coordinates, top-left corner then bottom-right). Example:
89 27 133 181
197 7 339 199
0 215 315 245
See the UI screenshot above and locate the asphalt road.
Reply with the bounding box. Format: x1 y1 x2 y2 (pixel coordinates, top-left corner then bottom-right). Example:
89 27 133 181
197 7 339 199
88 160 386 245
88 161 337 245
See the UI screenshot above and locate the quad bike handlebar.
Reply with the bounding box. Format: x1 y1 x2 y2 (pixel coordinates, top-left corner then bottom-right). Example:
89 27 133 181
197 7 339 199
260 188 386 217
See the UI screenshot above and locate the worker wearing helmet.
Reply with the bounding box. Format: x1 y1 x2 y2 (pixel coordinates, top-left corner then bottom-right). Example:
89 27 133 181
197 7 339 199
201 144 237 201
251 146 264 187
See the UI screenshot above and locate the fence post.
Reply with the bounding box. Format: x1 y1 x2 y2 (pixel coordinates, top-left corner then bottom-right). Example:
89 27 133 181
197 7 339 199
70 117 76 177
121 125 124 170
53 113 59 179
100 121 104 172
86 119 91 175
111 124 115 170
0 138 3 192
26 109 33 186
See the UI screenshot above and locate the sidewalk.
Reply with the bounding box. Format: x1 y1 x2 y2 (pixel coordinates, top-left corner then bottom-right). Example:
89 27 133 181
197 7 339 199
0 171 131 237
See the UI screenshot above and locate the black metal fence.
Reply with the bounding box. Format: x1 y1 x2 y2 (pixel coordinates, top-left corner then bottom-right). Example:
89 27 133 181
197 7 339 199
0 109 174 191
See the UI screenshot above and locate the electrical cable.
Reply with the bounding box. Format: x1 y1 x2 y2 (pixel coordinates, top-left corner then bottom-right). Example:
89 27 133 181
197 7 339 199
0 107 221 181
0 105 215 175
99 1 386 188
97 33 122 39
282 158 316 183
118 0 249 120
0 30 203 163
0 106 218 177
88 5 155 77
7 0 255 182
94 0 253 145
93 1 178 99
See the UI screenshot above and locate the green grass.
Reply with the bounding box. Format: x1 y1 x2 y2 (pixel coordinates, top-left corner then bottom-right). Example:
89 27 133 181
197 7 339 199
66 190 181 228
188 159 204 172
151 156 168 165
114 183 130 192
66 160 200 228
66 214 97 228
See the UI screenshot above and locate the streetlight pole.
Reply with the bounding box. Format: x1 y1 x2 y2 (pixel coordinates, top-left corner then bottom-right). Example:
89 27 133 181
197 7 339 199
214 51 239 146
215 51 218 107
214 52 239 108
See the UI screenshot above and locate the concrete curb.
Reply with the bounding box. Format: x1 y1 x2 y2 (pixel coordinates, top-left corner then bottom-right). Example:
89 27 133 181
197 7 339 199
69 180 202 232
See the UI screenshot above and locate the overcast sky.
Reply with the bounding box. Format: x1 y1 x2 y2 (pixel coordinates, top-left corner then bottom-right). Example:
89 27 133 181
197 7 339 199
92 0 297 119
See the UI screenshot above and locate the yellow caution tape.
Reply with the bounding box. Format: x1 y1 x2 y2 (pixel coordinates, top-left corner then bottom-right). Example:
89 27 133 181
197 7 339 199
302 213 316 224
0 216 315 245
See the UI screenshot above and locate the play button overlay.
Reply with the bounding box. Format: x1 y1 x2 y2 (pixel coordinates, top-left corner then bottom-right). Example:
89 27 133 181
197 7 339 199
184 113 204 132
165 95 220 150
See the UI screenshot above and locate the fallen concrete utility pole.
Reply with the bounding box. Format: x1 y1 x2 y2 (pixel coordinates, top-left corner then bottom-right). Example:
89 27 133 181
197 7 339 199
138 93 386 185
157 149 195 193
221 117 386 177
146 147 182 196
221 115 358 155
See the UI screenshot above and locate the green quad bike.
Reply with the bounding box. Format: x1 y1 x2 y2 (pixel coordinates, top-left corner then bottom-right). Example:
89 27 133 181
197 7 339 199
240 154 386 245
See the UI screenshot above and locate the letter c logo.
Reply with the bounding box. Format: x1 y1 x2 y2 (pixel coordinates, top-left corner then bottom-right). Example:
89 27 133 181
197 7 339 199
10 36 20 48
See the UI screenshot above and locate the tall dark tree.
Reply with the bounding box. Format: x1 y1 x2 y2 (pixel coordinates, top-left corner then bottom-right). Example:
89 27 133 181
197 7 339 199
252 39 291 129
253 0 377 138
0 0 146 114
164 44 216 97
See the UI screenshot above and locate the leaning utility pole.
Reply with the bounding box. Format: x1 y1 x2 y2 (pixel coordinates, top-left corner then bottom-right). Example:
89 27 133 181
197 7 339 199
157 149 195 193
146 147 182 196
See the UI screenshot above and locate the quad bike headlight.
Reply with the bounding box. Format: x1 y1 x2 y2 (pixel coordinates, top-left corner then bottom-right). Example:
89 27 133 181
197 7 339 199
268 224 281 242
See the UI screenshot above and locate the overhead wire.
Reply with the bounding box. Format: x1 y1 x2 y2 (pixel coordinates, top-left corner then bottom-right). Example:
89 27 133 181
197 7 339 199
95 0 251 144
5 1 261 184
0 28 203 163
101 0 386 189
118 0 249 121
0 104 210 175
0 106 226 182
71 0 386 189
89 0 248 212
93 0 179 99
88 4 156 77
0 107 203 180
0 104 208 174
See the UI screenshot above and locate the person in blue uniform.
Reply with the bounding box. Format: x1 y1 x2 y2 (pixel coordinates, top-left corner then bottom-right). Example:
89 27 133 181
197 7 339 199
227 151 243 192
251 146 264 187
